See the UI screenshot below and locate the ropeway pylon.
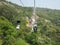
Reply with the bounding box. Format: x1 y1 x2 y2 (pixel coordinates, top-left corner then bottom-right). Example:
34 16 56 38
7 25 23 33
31 0 38 32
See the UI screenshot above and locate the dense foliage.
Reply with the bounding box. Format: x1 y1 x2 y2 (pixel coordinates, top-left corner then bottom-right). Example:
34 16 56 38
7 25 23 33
0 0 60 45
0 16 17 45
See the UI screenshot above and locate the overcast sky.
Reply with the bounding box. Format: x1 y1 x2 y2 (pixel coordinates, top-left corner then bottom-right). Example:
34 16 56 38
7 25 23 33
7 0 60 10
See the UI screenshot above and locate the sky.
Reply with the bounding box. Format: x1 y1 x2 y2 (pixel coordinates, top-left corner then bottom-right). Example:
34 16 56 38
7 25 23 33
7 0 60 10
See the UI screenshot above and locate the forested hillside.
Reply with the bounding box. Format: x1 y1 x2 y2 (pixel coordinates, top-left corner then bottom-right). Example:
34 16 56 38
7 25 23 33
0 0 60 45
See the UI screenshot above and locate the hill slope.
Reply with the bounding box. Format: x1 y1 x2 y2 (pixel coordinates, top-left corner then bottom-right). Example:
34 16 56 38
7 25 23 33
0 1 60 45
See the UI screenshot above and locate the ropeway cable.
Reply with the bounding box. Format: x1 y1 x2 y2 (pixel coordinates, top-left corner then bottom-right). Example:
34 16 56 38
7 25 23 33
19 0 24 6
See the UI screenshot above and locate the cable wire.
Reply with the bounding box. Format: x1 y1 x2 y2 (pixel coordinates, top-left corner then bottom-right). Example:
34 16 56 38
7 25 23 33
19 0 24 6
